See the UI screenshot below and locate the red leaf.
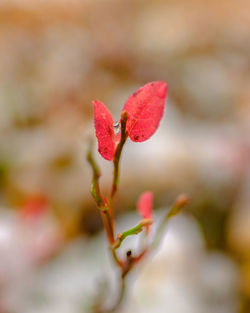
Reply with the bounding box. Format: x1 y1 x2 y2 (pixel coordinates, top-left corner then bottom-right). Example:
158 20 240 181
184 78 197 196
123 81 167 142
93 100 115 161
137 191 154 220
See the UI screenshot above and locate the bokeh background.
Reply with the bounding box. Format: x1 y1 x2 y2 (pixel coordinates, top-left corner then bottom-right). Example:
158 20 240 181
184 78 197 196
0 0 250 312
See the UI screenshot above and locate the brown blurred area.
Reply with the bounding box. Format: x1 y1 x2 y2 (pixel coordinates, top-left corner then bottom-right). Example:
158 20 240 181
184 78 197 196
0 0 250 312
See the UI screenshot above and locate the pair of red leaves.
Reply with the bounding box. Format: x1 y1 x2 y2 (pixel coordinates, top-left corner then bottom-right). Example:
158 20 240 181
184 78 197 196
93 81 168 161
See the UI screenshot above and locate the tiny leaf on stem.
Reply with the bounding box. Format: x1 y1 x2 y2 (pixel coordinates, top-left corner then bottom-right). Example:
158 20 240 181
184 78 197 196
137 191 153 219
137 191 154 234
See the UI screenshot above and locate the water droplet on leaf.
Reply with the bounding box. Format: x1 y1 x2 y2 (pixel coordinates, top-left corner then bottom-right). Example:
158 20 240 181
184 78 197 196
113 121 121 134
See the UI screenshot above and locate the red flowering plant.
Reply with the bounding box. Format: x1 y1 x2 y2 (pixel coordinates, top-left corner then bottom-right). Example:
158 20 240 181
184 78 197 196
87 82 188 313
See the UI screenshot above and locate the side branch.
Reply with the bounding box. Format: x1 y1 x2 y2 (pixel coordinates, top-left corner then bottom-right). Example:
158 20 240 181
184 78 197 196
112 219 153 249
87 149 104 207
153 194 189 249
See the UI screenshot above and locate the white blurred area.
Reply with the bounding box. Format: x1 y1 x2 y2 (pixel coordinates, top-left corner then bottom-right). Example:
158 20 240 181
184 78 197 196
0 206 63 313
0 0 249 312
128 215 239 313
0 211 240 313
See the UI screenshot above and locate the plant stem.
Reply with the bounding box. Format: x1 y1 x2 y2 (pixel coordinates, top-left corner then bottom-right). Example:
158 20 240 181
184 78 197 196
108 276 126 313
87 148 115 245
111 112 128 200
92 274 126 313
153 194 189 249
106 276 126 313
112 218 153 249
101 209 115 245
87 149 104 207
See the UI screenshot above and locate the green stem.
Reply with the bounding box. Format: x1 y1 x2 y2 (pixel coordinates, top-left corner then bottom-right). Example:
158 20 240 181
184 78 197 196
94 276 126 313
111 112 128 199
112 219 153 249
87 148 115 244
87 149 104 207
153 194 189 249
110 248 123 268
109 276 126 312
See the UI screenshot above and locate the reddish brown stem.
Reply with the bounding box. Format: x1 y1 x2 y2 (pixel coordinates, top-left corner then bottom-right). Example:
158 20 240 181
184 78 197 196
101 209 115 245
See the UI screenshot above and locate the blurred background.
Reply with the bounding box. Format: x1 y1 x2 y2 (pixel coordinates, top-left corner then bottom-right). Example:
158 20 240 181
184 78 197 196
0 0 249 312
